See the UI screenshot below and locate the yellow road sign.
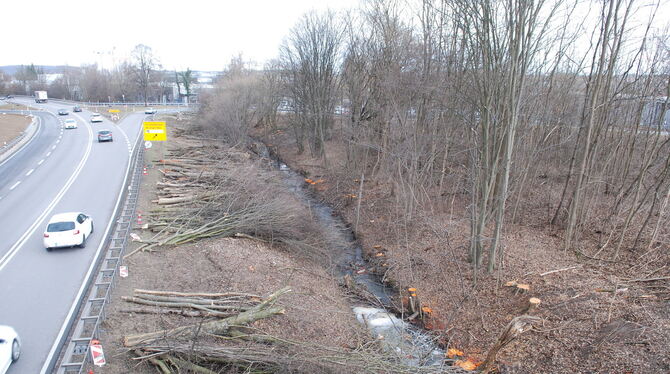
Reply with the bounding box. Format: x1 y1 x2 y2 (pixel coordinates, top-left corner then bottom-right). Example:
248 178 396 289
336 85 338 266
143 121 167 141
108 109 121 113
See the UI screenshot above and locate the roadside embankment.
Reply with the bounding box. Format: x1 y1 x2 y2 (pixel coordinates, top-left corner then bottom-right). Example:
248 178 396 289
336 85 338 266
97 115 381 374
0 113 36 164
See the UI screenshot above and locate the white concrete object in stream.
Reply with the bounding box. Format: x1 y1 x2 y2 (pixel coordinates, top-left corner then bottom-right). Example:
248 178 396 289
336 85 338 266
353 307 445 367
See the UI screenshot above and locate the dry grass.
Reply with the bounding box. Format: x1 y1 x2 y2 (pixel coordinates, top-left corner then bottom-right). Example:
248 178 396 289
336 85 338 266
0 103 34 111
0 113 31 145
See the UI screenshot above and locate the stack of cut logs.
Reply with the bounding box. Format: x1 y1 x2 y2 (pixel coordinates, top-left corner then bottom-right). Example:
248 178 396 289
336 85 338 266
123 287 292 373
121 289 264 318
127 144 323 259
122 286 464 373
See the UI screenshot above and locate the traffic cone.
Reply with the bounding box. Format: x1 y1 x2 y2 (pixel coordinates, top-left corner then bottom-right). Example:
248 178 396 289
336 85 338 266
143 167 148 175
136 212 143 225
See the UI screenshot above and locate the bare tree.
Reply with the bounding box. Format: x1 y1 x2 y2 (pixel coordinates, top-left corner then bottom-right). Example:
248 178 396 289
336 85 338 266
199 59 261 144
257 60 283 132
111 62 137 102
561 0 635 250
79 64 113 102
280 11 343 158
131 44 159 105
450 0 559 272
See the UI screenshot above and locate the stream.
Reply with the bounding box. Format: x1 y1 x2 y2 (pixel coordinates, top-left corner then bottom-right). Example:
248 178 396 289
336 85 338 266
254 142 447 368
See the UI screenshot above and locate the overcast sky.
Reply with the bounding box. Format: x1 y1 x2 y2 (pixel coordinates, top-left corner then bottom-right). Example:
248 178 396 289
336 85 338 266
2 0 360 71
3 0 668 72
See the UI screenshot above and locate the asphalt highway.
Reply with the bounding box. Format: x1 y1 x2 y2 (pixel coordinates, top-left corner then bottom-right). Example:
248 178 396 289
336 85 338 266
0 99 144 373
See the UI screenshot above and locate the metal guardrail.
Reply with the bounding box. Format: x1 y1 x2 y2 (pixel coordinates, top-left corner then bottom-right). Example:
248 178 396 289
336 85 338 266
8 96 198 108
52 133 145 374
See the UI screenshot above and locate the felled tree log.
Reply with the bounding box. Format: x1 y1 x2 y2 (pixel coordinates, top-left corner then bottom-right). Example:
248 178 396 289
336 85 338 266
134 289 261 299
124 287 290 347
121 307 234 318
125 305 285 347
156 181 202 188
128 293 256 307
121 296 249 313
155 195 196 205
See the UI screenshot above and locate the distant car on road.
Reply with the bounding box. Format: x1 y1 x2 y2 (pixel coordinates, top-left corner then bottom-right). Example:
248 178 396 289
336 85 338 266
5 95 13 99
144 108 157 114
73 106 82 112
43 212 93 251
97 130 113 142
63 119 77 129
0 325 20 374
90 113 103 123
58 109 69 115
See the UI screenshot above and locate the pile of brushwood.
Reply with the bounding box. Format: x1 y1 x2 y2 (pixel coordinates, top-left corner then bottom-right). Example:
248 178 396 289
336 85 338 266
128 144 327 263
122 287 468 374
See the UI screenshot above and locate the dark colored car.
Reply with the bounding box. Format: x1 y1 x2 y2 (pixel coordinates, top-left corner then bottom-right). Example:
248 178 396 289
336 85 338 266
97 130 113 142
58 109 69 115
73 106 82 112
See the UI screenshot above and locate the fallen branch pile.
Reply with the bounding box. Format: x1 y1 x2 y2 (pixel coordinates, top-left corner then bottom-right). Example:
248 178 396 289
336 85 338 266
128 145 327 262
124 287 289 347
124 286 467 373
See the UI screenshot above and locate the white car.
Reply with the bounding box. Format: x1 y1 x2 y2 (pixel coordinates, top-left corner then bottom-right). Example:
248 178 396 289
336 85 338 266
90 113 103 123
43 212 94 251
144 108 157 114
0 325 20 374
63 119 77 129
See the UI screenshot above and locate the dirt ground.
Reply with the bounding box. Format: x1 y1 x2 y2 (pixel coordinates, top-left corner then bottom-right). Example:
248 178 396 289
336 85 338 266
97 117 366 373
259 120 670 374
0 113 31 145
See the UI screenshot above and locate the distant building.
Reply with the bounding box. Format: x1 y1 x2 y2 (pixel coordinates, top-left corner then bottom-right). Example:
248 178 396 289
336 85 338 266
171 70 218 103
42 73 63 84
641 97 670 129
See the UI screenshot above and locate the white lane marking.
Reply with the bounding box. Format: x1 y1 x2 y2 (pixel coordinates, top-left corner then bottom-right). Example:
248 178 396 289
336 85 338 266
51 145 56 150
41 113 143 374
38 159 45 165
9 181 21 190
46 151 52 157
56 139 60 144
0 114 94 273
26 169 34 176
114 122 131 149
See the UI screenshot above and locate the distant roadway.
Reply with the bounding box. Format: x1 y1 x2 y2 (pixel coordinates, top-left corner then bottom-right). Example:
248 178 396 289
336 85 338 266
0 98 145 373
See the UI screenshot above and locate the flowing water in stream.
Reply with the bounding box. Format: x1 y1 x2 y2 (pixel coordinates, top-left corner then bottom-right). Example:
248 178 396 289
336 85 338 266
255 143 448 368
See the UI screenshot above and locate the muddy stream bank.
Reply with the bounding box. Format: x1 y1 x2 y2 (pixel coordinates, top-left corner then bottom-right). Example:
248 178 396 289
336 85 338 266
251 141 448 368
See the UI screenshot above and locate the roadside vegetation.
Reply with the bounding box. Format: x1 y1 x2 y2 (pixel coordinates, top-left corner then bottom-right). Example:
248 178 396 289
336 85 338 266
0 46 195 105
193 1 669 373
102 114 472 373
73 0 668 373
